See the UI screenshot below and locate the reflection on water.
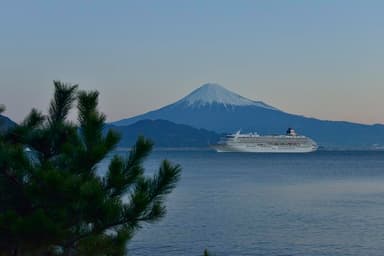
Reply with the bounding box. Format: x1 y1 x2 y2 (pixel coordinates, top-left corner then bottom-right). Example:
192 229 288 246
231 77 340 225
99 151 384 256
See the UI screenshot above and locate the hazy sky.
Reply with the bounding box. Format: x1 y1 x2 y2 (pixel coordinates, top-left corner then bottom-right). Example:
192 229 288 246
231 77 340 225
1 1 383 124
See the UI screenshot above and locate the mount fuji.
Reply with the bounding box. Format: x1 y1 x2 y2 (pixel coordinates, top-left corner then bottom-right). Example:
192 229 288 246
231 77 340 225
112 83 384 148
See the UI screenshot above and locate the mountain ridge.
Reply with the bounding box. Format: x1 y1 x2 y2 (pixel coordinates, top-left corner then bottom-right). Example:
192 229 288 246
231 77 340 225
0 114 16 132
107 119 220 148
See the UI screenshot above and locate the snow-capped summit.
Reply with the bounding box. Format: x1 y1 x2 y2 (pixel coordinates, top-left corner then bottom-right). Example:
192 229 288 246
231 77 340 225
175 83 277 110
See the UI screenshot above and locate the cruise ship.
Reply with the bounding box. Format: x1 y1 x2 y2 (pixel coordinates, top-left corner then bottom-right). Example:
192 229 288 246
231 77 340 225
212 128 318 153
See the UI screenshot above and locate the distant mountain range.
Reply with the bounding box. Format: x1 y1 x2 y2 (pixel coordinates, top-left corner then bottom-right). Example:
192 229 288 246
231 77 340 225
107 119 220 148
0 113 218 148
0 114 16 132
113 83 384 149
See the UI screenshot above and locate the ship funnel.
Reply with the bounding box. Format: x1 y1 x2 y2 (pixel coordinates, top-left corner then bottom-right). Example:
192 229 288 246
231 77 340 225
286 128 297 136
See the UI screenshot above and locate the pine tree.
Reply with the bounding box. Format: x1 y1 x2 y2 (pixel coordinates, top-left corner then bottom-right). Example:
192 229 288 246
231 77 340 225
0 81 181 255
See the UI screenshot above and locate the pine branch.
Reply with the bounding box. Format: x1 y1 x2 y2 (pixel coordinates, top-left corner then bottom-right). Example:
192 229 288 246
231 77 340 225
21 108 45 129
78 91 103 149
137 160 181 222
0 144 34 213
48 81 78 126
105 136 152 197
151 160 181 197
64 160 181 248
123 136 152 183
126 136 153 170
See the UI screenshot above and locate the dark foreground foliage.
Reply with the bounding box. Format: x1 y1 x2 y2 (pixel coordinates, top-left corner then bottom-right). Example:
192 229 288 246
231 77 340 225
0 81 181 256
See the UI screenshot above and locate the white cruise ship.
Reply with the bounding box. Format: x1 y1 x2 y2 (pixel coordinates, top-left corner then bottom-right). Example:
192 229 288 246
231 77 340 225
212 128 318 153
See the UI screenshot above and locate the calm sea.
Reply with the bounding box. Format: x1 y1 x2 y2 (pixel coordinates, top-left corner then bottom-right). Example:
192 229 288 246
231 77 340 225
101 150 384 256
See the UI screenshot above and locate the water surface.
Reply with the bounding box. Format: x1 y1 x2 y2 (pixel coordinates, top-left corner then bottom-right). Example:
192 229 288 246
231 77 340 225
101 151 384 256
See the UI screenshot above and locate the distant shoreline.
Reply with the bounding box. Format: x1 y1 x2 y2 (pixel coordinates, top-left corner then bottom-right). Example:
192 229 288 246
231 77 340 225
115 147 215 152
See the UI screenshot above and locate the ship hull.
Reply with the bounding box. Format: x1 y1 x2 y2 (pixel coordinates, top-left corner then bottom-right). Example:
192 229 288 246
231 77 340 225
212 144 317 153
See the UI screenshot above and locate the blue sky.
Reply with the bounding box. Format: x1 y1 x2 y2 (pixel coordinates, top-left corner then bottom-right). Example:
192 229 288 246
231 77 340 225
1 1 383 124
